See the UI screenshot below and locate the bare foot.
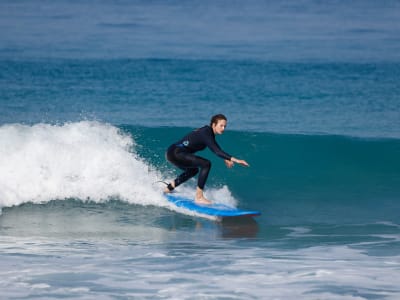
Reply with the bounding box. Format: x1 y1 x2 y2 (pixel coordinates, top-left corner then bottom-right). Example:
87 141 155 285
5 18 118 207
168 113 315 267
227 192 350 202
195 195 212 205
195 187 212 205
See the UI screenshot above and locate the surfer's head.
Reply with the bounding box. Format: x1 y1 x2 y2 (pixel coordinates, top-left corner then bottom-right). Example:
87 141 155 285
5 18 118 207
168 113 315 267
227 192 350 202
210 114 227 135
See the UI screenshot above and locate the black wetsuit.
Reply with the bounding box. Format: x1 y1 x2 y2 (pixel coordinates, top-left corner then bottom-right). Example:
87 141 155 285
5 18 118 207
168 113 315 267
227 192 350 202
166 125 232 190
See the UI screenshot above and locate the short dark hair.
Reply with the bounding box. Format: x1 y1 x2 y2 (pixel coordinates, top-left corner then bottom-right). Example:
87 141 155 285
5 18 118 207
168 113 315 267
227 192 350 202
210 114 227 126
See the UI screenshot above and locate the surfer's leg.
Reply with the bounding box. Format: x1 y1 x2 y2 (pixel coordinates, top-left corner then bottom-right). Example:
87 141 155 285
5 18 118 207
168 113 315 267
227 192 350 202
176 154 211 190
174 168 199 187
175 154 212 204
196 157 211 190
166 149 212 203
166 148 200 191
164 168 198 193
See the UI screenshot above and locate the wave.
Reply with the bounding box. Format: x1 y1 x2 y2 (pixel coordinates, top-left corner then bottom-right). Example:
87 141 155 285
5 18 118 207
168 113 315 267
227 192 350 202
128 125 400 200
127 125 400 224
0 121 236 211
1 121 399 224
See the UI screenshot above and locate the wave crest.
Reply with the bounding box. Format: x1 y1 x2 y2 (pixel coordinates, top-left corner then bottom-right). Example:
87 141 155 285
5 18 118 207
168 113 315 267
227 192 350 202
0 121 164 207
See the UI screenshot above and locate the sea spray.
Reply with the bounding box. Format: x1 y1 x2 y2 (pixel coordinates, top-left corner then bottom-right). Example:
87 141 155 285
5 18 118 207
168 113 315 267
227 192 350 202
0 121 164 207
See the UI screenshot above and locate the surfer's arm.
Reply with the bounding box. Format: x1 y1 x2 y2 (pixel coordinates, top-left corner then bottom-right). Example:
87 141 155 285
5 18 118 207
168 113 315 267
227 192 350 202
202 129 232 160
201 128 248 166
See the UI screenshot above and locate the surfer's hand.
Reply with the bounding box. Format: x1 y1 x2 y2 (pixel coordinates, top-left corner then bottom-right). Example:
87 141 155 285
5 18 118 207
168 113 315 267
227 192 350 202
225 159 234 168
231 157 250 167
237 159 249 167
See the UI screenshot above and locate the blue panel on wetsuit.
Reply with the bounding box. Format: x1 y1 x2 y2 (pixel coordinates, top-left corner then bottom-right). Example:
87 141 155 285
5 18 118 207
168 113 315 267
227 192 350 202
165 194 261 218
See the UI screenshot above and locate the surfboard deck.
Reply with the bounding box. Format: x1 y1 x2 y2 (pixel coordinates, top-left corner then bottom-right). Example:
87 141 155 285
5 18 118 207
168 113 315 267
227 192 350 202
165 194 261 218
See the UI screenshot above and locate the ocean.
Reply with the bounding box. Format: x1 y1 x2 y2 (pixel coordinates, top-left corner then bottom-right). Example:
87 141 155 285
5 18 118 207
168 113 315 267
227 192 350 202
1 0 400 299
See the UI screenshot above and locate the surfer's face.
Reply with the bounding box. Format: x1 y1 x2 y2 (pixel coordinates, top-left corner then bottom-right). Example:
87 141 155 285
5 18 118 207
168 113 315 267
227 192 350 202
212 119 227 135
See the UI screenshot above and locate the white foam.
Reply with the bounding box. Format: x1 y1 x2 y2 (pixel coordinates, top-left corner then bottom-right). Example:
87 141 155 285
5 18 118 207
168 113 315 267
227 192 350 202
0 121 166 208
163 183 238 219
171 184 237 206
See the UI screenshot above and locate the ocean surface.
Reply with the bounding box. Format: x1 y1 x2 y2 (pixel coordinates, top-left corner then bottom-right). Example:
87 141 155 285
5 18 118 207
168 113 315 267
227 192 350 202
1 0 400 299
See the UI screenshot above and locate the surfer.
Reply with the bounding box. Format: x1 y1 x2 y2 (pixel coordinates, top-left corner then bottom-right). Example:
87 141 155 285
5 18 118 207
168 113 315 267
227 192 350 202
164 114 249 204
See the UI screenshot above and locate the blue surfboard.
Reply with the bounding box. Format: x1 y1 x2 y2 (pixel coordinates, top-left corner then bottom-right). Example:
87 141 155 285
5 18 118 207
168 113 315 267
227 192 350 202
165 194 261 218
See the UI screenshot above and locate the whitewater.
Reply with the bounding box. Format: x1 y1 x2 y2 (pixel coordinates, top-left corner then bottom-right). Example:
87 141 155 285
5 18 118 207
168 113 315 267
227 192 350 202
0 121 161 207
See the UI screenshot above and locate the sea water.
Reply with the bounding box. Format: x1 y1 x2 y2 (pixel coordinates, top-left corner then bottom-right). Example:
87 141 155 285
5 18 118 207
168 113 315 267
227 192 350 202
1 1 400 299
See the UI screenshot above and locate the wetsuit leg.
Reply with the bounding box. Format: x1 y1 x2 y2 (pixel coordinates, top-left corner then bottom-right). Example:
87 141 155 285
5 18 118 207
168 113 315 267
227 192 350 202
175 167 199 187
167 146 211 190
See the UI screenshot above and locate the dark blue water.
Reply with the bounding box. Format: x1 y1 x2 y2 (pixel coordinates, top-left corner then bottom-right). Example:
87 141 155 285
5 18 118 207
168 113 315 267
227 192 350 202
1 59 400 138
1 1 400 299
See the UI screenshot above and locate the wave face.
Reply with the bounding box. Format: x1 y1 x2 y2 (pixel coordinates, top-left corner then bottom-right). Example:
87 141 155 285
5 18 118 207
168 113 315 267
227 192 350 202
130 126 400 224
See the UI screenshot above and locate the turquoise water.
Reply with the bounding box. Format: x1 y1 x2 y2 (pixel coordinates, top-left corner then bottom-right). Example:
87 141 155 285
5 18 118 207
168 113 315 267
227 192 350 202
1 0 400 299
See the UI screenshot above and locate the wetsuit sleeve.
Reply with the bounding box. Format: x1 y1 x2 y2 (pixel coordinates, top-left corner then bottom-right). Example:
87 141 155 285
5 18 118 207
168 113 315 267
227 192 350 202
202 128 232 160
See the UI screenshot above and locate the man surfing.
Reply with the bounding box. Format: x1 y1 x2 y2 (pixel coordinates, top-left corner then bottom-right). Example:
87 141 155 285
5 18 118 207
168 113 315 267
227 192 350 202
164 114 249 204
